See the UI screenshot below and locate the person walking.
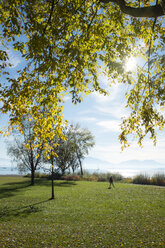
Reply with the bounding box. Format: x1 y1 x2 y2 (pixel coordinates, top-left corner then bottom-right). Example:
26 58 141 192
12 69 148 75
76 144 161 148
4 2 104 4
109 176 115 188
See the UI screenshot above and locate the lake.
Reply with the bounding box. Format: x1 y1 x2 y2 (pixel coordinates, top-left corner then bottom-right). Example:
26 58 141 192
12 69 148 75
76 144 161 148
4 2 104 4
0 166 20 175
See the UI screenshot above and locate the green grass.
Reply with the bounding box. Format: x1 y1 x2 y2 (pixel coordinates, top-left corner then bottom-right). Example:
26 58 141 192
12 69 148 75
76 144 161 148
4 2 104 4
0 177 165 248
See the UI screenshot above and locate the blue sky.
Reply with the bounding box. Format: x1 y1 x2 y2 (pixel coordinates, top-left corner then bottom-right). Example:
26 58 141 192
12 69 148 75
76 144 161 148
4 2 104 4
0 45 165 176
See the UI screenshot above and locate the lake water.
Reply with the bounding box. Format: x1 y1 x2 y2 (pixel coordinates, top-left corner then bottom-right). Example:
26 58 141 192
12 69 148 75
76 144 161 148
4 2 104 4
0 166 20 175
0 166 48 175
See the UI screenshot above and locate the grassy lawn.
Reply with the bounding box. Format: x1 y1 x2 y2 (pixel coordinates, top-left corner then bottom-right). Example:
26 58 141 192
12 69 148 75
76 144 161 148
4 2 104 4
0 177 165 248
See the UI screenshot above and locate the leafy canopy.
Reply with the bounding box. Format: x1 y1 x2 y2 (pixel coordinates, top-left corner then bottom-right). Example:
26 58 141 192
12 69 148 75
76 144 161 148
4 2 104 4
0 0 164 149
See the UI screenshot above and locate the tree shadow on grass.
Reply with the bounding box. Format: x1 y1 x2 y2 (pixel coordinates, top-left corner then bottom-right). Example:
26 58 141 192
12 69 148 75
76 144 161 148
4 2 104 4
0 178 77 199
0 199 50 220
54 181 77 187
32 179 77 187
28 179 77 187
0 180 31 199
0 179 77 221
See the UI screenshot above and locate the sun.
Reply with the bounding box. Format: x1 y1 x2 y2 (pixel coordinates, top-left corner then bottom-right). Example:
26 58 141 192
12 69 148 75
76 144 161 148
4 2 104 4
125 56 137 72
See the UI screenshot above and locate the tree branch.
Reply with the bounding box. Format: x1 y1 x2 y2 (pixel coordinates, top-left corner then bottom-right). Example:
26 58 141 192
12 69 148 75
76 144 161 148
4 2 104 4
100 0 165 17
43 0 56 35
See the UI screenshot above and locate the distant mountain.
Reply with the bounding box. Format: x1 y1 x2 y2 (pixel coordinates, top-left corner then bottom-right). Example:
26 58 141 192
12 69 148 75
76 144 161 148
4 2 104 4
83 157 165 176
84 157 113 166
120 159 162 166
84 157 164 168
118 160 164 170
83 157 114 171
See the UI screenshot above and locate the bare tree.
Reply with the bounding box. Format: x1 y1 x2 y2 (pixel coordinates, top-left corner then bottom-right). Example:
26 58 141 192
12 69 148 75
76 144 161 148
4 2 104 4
7 120 44 185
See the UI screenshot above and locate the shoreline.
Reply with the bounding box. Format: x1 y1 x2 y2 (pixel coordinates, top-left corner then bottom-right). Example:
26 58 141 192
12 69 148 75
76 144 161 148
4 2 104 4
0 174 23 177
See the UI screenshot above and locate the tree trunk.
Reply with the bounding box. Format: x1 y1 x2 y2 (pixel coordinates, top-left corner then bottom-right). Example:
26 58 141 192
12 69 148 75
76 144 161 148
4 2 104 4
31 167 35 186
61 165 65 176
30 149 35 186
78 157 83 176
72 167 75 174
51 164 55 199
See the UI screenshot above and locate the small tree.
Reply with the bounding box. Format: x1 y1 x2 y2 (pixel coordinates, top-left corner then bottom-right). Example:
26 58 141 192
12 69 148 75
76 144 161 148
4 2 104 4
7 120 44 185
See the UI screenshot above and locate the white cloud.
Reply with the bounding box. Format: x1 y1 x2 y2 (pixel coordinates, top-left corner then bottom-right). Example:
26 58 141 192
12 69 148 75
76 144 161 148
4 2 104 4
96 120 120 132
63 95 71 102
8 51 21 68
96 103 129 119
92 91 110 103
92 83 121 103
98 72 110 87
91 82 131 120
79 117 97 122
2 48 21 68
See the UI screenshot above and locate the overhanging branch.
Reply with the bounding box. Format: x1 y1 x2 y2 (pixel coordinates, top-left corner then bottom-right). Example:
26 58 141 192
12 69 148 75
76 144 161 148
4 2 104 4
100 0 165 17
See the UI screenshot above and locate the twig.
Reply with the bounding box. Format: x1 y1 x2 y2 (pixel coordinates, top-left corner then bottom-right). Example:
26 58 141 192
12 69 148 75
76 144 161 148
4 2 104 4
43 0 57 35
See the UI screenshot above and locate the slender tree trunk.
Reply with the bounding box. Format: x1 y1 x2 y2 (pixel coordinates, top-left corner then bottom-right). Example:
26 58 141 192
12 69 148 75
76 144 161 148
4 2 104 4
72 167 75 174
76 150 83 176
51 163 55 199
78 157 83 176
61 165 65 176
30 148 35 186
31 167 35 186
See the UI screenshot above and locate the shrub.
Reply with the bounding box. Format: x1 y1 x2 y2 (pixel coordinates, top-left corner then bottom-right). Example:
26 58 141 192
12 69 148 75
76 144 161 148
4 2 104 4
24 173 31 178
133 173 165 186
120 177 133 184
47 172 62 180
66 171 123 182
151 173 165 186
24 172 49 178
95 172 123 182
83 172 123 182
61 175 81 181
133 174 151 185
